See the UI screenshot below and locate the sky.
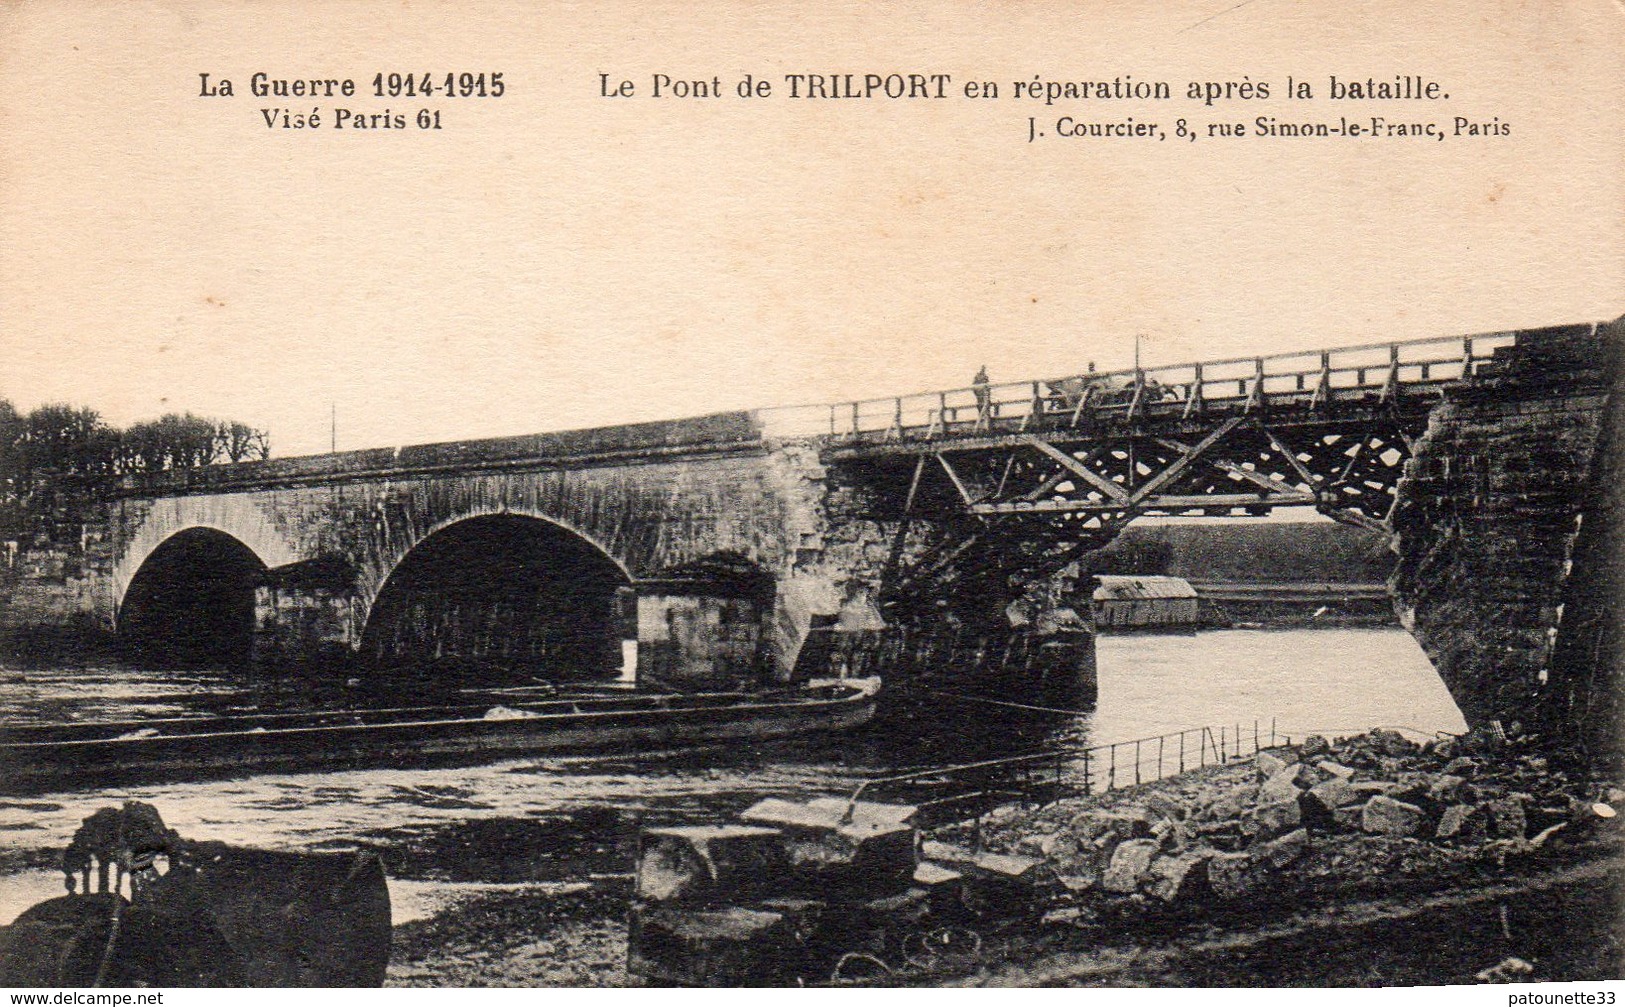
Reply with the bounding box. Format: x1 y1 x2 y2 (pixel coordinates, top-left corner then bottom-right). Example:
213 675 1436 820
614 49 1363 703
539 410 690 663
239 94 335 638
2 0 1621 458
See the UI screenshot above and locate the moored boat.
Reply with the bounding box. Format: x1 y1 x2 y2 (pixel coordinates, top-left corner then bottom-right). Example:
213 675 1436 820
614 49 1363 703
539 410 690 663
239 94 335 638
0 678 880 792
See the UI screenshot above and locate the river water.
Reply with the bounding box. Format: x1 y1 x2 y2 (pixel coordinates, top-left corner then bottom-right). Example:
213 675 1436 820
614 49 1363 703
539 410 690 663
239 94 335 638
0 626 1465 925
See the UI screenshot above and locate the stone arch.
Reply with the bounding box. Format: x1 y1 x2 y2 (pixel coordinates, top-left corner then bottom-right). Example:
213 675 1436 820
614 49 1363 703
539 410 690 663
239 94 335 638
357 511 634 680
354 504 635 632
117 526 269 667
113 496 302 614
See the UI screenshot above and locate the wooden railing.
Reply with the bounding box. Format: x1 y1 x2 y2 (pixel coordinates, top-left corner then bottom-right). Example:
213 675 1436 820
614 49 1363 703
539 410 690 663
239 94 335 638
758 332 1518 441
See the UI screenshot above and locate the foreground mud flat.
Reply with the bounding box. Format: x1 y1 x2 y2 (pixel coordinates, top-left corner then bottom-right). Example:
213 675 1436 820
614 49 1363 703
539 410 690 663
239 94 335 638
383 729 1625 986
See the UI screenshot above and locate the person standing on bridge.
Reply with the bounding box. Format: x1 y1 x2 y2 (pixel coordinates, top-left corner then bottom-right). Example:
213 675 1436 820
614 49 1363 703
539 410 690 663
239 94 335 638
973 365 991 424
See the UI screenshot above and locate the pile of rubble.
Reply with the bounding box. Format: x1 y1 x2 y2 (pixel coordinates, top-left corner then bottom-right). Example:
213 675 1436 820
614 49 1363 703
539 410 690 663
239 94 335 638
625 730 1623 985
982 728 1623 911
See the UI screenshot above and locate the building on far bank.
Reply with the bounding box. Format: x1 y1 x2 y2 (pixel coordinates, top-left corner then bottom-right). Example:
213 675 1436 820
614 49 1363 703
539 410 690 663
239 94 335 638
1091 575 1200 629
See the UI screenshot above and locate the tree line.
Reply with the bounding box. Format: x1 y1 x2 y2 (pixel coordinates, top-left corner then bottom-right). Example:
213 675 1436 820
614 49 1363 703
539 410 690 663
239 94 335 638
0 399 270 544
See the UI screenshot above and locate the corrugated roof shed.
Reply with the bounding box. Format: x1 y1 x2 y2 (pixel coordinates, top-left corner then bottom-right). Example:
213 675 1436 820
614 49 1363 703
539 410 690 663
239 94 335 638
1092 575 1199 601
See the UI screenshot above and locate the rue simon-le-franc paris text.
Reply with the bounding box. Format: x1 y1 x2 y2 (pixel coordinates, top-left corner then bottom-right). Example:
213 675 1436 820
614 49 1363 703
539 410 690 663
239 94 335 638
197 70 1512 144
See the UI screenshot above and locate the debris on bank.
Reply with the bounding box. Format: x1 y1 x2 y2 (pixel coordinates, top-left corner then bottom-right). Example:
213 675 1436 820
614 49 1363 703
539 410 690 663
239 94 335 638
623 728 1624 986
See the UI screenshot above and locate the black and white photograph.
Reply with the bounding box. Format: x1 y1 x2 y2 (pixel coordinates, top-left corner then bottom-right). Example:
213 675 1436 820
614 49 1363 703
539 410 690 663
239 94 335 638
0 0 1620 991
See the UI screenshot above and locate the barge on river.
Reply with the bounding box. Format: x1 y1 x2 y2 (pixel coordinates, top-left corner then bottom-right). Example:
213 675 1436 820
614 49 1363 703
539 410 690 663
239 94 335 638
0 679 879 791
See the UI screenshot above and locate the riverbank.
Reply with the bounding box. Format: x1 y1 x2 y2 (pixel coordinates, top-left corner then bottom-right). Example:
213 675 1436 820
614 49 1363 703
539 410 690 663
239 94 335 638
378 728 1624 986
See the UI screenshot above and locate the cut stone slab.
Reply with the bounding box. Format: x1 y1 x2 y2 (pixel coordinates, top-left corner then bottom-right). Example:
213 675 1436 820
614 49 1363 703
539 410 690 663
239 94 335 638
806 797 918 826
740 797 844 831
913 861 962 887
969 851 1049 888
637 825 787 904
1100 838 1159 894
741 797 918 892
1362 795 1427 837
912 861 965 914
962 852 1051 917
627 905 796 986
920 840 976 865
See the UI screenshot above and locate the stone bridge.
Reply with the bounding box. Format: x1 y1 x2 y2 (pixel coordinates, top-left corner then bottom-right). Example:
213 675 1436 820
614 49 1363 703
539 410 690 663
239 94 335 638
26 316 1625 750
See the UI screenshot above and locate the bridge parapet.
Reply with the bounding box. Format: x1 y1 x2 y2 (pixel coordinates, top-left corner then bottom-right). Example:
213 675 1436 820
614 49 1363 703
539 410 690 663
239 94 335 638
114 412 769 498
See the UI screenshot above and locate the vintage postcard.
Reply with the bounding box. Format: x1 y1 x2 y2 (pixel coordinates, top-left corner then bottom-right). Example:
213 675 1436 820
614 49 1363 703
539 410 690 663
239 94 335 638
0 0 1620 992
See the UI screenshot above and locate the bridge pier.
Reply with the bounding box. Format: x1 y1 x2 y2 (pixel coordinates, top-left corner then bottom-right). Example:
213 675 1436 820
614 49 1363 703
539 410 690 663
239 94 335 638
635 589 769 689
250 559 357 669
1391 320 1623 753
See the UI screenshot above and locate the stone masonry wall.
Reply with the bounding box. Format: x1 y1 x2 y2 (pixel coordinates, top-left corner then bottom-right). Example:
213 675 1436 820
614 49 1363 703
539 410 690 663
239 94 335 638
1391 321 1622 748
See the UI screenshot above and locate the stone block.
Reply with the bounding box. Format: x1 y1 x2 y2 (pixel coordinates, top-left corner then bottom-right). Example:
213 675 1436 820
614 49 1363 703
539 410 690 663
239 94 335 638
1435 804 1488 842
1039 831 1082 860
1248 796 1302 841
1427 774 1469 805
1260 828 1308 868
1145 851 1211 904
911 862 965 916
1069 807 1153 842
1300 735 1331 760
920 840 976 865
1256 749 1299 781
786 820 917 892
627 905 797 986
1361 795 1427 837
1314 760 1357 781
805 797 918 826
1349 780 1400 798
1259 765 1311 803
1100 838 1159 894
1204 785 1259 822
963 852 1050 917
740 798 918 893
637 825 787 905
1305 777 1356 812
